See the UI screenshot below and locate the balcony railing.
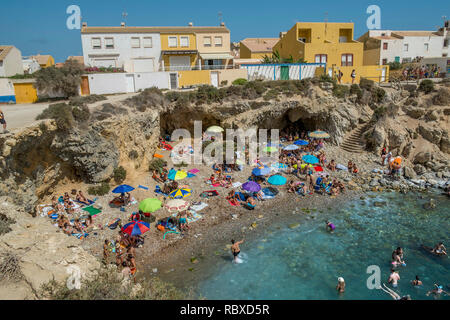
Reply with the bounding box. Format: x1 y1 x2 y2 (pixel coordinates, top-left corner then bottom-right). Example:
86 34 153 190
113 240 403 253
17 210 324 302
159 64 236 72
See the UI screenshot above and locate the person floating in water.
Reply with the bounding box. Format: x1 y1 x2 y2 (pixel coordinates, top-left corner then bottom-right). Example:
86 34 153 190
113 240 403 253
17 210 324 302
336 277 345 293
231 239 244 263
391 247 406 267
426 284 449 297
432 242 447 256
325 220 335 233
411 275 423 287
380 283 411 300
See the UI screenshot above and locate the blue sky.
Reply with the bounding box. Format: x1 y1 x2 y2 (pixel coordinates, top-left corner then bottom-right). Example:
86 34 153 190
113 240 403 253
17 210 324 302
0 0 448 62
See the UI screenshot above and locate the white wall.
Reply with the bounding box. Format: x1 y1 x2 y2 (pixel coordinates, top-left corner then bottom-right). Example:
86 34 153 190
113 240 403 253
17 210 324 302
88 72 171 94
402 36 443 61
243 64 322 81
0 47 23 77
0 78 15 103
81 32 162 72
22 58 41 74
134 72 170 91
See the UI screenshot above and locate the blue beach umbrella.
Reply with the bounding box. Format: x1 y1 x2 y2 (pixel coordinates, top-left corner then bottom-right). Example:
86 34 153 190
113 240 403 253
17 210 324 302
302 155 319 164
283 144 299 151
252 166 271 176
294 140 309 146
112 184 134 194
267 175 287 186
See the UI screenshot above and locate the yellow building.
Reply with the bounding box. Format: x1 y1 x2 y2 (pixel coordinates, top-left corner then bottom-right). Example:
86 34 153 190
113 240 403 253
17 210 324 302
31 54 55 68
273 22 388 83
239 38 279 60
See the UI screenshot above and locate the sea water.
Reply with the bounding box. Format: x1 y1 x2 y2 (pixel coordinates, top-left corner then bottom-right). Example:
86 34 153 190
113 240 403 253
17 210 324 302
198 192 450 300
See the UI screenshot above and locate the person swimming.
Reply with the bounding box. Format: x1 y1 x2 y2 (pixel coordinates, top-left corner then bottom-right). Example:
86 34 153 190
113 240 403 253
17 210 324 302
426 284 449 297
391 247 406 266
231 239 244 263
411 275 422 287
380 283 411 300
388 269 400 288
325 220 335 232
432 242 447 256
336 277 345 293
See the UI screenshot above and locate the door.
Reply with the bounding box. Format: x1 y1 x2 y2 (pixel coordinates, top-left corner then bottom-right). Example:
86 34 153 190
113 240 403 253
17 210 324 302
281 66 289 80
210 72 219 87
169 73 178 89
169 56 190 71
13 83 38 104
133 58 155 72
381 67 386 82
125 74 135 93
81 76 90 96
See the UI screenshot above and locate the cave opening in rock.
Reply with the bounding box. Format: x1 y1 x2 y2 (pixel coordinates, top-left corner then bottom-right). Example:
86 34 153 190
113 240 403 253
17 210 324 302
159 111 222 138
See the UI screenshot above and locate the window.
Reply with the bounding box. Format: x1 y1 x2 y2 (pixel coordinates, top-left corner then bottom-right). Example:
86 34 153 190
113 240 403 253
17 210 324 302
92 37 101 49
180 36 189 47
404 44 409 52
382 58 388 65
131 37 140 48
341 54 353 66
424 43 429 51
204 36 211 47
298 37 307 42
383 42 388 50
105 38 114 49
214 36 222 46
444 39 449 47
315 54 327 63
143 37 153 48
168 36 177 47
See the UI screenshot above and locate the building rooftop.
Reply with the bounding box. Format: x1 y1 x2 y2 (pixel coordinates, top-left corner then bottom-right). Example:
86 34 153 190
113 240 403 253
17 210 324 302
240 38 279 53
0 46 14 61
392 31 440 37
81 25 230 34
31 54 53 65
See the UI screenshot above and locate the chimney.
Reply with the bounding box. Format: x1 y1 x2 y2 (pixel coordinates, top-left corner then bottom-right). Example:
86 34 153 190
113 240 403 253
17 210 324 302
220 22 225 27
188 22 193 26
82 22 87 28
121 22 126 27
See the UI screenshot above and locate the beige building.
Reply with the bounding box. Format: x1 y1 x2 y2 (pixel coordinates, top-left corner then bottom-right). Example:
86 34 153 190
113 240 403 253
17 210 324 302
0 45 24 77
239 38 279 59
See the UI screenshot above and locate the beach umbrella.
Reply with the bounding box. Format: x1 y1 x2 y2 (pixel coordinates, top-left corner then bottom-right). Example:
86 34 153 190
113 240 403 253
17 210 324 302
271 162 288 172
263 146 278 153
168 169 188 181
242 181 261 192
206 125 224 133
283 144 299 151
268 175 287 186
308 130 330 139
112 184 134 194
294 140 309 146
262 187 279 197
122 220 150 236
138 198 162 213
169 188 192 199
252 166 271 176
302 155 319 164
165 199 189 213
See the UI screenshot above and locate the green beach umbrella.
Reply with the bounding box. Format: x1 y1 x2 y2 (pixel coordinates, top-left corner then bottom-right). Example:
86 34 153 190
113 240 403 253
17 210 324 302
138 198 162 213
263 146 278 153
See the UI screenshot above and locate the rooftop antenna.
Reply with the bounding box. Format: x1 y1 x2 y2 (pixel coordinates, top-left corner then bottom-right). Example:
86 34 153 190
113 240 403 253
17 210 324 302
218 11 223 25
324 12 328 37
122 9 128 22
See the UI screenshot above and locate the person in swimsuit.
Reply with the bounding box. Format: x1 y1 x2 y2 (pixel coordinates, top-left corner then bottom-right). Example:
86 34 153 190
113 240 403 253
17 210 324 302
380 283 411 300
411 275 422 287
231 239 244 263
336 277 345 293
127 254 137 283
326 220 336 232
392 247 406 266
426 284 449 297
388 269 400 288
432 242 447 256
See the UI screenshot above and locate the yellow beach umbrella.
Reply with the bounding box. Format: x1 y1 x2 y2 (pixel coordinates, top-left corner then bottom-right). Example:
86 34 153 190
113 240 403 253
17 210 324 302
206 125 224 133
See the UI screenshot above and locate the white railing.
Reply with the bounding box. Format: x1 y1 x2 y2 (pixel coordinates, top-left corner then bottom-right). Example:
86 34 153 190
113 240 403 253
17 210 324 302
159 64 236 72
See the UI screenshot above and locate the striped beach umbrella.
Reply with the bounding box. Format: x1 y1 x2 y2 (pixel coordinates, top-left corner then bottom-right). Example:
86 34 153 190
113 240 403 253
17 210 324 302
165 199 189 213
121 220 150 236
308 131 330 139
169 188 192 199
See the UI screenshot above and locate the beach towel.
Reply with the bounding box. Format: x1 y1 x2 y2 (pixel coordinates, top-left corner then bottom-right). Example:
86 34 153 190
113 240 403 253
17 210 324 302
82 205 102 216
154 185 168 197
200 190 219 198
314 166 323 172
235 192 247 201
189 168 200 174
74 199 95 206
187 173 196 178
72 232 88 239
138 185 149 190
232 182 242 188
154 153 164 158
190 202 208 212
336 164 348 171
228 200 239 206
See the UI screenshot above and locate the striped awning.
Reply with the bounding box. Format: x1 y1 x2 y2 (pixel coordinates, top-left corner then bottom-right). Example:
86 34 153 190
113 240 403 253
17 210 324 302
199 53 234 60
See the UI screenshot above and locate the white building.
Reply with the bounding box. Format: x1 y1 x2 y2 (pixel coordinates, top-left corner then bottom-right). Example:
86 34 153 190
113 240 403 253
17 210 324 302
81 23 162 72
0 45 24 77
359 29 447 65
22 57 41 74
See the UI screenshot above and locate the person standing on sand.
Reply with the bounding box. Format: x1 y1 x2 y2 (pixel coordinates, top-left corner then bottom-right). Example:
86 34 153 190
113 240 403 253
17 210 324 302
0 108 7 133
231 239 244 263
351 69 356 84
103 240 110 265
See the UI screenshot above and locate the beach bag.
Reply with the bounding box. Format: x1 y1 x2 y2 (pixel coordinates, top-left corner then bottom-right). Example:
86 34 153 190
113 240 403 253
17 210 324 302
157 225 165 231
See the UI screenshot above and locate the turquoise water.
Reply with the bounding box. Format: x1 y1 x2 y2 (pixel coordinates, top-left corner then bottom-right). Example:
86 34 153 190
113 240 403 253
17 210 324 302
198 192 450 300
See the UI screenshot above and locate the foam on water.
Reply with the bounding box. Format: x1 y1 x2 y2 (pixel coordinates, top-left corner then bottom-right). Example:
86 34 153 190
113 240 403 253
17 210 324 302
198 192 450 300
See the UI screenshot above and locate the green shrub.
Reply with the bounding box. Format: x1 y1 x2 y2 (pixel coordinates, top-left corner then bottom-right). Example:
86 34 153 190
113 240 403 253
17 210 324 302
419 80 434 94
39 267 186 300
220 80 228 86
373 106 387 119
148 158 167 172
34 60 84 97
232 78 248 85
388 61 402 70
263 89 279 101
128 150 139 159
113 166 127 184
359 78 374 91
350 84 362 96
69 94 106 106
0 251 24 282
372 87 386 103
332 84 349 98
71 105 90 122
87 182 110 196
318 74 334 83
36 103 75 131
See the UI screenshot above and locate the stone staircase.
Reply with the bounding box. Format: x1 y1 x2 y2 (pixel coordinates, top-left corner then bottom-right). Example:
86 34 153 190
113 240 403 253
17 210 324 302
340 123 370 153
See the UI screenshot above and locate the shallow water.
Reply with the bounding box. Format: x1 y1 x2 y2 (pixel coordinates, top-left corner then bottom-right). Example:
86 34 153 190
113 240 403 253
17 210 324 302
198 192 450 300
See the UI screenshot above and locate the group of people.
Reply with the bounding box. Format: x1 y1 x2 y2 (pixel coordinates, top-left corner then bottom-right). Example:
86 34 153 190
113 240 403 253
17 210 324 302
401 64 442 80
